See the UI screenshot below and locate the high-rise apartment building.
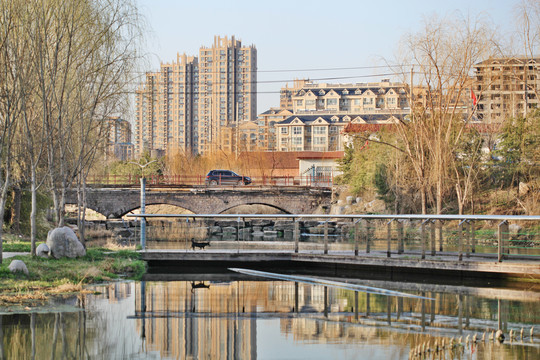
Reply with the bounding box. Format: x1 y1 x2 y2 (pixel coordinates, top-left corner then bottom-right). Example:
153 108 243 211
135 53 198 155
473 57 540 122
103 117 134 161
198 36 257 154
135 36 256 157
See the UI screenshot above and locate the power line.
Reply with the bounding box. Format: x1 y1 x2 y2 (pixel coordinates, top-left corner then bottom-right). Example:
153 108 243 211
132 64 410 75
127 72 407 94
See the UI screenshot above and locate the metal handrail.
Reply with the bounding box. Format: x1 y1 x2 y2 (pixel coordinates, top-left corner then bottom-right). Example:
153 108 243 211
128 213 540 221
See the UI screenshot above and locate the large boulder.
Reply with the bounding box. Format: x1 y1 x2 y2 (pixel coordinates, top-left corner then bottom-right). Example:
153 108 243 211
46 226 86 259
36 243 50 258
8 260 29 275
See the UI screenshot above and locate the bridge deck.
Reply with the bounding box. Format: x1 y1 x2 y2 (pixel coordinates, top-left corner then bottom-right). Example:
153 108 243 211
141 249 540 280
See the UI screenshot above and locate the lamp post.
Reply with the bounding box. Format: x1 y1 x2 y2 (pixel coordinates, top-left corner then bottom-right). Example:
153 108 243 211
129 160 157 250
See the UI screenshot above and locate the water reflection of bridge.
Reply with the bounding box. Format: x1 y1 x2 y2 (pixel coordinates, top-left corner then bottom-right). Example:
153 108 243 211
129 278 539 360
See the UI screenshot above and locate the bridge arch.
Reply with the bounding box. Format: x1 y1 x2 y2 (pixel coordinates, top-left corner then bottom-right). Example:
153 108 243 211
219 202 290 214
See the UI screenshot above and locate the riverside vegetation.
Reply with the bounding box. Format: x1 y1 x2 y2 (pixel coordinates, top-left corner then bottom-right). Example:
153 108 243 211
0 233 145 307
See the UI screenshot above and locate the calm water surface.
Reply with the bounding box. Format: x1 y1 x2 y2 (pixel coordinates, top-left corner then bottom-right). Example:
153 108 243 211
0 273 539 359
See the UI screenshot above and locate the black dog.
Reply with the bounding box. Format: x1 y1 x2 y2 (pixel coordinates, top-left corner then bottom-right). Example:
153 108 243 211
191 238 210 250
190 281 210 293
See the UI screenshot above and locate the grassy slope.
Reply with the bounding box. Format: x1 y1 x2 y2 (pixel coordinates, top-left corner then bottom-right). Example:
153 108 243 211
0 247 146 305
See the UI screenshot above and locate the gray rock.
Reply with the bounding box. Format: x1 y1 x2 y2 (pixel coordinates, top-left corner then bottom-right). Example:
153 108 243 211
36 243 50 258
283 229 294 241
46 226 86 259
222 227 237 237
251 219 273 227
355 197 362 204
252 231 264 241
346 196 354 205
303 220 320 227
508 223 523 239
8 260 29 275
519 182 530 196
263 234 278 241
208 226 222 235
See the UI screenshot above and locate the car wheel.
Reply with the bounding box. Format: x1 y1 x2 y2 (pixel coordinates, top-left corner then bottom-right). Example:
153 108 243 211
210 180 218 186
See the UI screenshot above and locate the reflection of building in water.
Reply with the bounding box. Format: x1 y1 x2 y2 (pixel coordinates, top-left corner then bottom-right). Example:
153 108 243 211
135 281 261 359
133 279 534 358
133 280 376 358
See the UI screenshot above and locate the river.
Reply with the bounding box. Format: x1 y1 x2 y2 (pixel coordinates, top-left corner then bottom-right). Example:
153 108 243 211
0 271 538 359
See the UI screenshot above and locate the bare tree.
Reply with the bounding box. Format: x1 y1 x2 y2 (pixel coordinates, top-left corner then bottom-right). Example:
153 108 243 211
0 0 24 263
394 13 495 214
28 0 143 234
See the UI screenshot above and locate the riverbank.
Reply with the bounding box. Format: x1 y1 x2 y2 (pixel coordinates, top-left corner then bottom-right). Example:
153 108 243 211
0 248 145 307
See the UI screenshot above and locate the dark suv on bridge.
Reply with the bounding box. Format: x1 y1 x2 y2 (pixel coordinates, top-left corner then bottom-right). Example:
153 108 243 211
205 170 252 186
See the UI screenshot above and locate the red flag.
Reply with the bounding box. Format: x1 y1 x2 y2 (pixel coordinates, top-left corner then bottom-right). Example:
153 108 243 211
470 89 477 106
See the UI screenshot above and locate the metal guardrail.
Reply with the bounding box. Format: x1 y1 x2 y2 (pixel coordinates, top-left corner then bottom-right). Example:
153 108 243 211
87 174 333 187
127 213 540 263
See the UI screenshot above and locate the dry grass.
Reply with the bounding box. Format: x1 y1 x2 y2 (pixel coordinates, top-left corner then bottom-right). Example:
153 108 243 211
0 292 48 306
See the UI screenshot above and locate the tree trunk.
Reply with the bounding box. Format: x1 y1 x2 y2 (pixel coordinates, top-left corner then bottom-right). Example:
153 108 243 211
0 174 11 265
9 185 21 234
31 168 38 256
421 186 427 215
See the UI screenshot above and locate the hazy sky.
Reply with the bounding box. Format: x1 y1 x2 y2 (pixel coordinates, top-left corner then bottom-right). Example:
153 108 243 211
135 0 519 111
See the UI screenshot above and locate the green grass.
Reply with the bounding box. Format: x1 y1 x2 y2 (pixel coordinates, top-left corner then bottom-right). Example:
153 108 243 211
0 248 146 295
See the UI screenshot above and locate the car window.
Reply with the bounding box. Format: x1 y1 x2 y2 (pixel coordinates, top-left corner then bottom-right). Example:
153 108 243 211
224 171 232 176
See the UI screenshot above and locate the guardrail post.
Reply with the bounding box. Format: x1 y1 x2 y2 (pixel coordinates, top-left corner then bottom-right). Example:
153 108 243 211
366 220 370 254
430 220 436 256
458 219 466 262
465 220 471 258
294 218 299 253
397 220 404 254
386 219 394 258
470 221 476 254
324 220 329 255
236 217 241 243
498 220 508 262
354 219 360 256
140 177 146 251
421 219 429 259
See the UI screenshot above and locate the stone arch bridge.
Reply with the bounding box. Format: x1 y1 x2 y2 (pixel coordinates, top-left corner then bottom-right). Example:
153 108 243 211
65 187 332 218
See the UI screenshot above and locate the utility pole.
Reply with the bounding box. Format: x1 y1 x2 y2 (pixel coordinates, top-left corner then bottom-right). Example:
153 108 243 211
129 159 157 251
235 102 239 159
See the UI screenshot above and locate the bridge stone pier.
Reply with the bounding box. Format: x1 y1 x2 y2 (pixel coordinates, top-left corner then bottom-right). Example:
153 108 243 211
65 187 332 218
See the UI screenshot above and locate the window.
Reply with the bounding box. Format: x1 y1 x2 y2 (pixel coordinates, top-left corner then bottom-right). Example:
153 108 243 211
314 126 326 134
293 126 302 135
327 99 337 105
292 137 302 145
296 100 303 106
280 127 288 134
314 137 326 145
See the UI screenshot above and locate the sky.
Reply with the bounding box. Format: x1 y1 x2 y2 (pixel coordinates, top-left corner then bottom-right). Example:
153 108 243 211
135 0 519 112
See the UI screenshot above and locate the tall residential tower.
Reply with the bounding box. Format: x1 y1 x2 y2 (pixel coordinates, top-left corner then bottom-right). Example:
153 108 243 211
135 36 256 156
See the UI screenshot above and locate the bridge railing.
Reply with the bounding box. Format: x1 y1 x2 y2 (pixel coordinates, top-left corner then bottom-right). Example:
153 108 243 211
86 174 333 187
126 213 540 262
